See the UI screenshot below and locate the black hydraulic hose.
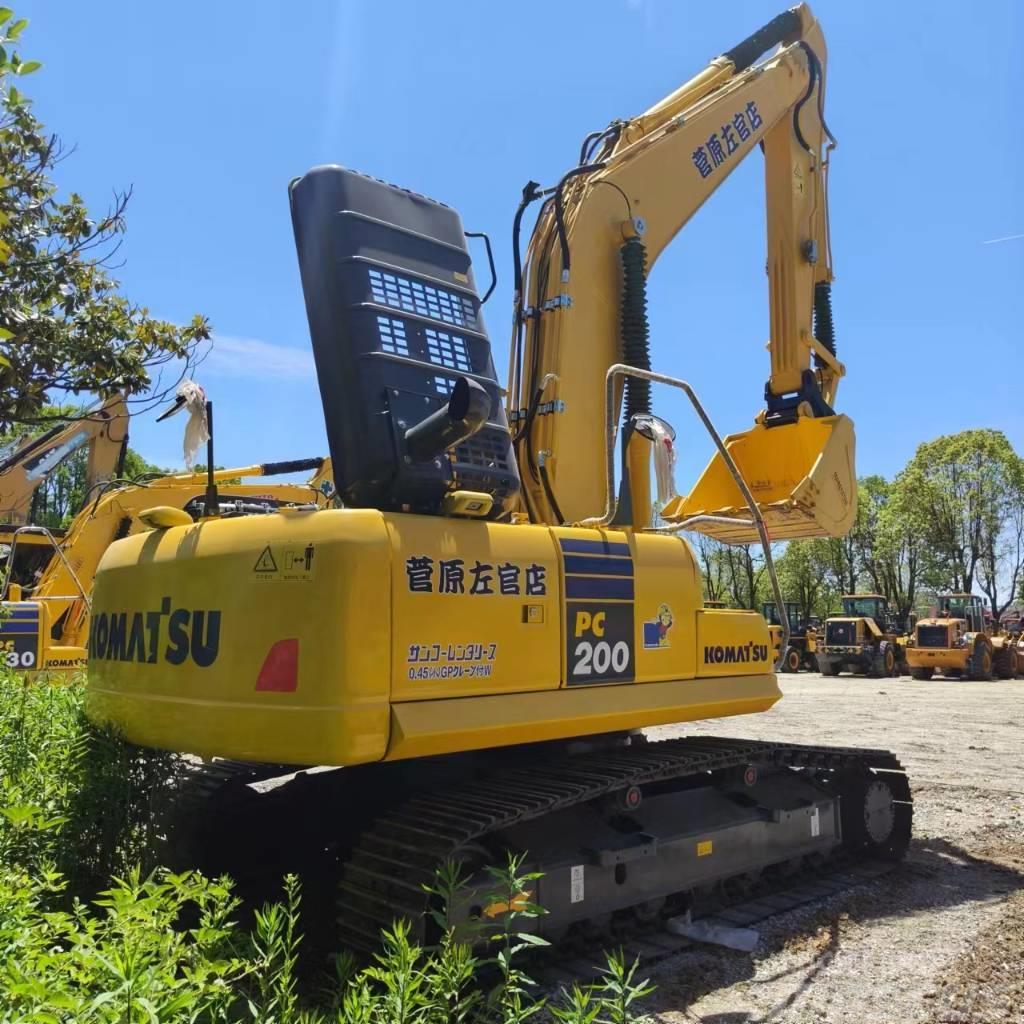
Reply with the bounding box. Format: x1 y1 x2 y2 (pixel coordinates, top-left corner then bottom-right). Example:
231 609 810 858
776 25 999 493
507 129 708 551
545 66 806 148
619 236 652 421
512 182 543 307
510 182 543 409
260 457 324 476
792 44 837 155
578 129 604 165
584 122 623 164
539 459 565 525
721 8 802 71
792 42 819 154
813 282 836 363
554 161 606 277
464 231 497 305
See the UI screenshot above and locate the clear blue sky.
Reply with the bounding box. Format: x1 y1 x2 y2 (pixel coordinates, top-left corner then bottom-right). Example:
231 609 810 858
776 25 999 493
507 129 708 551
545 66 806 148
17 0 1024 489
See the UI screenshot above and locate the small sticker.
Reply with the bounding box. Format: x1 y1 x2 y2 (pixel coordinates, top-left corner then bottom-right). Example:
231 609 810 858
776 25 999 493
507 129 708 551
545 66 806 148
643 603 674 649
570 864 585 904
253 544 316 582
697 840 713 857
254 546 278 573
811 806 821 838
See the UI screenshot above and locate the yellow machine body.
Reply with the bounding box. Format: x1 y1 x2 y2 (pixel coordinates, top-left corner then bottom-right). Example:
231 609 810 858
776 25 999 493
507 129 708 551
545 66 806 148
2 462 334 673
87 510 779 767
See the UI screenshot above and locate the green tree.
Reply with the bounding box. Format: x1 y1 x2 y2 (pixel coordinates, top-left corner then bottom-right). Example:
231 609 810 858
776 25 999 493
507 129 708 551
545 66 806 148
775 538 837 621
0 10 209 433
856 475 921 625
897 430 1023 616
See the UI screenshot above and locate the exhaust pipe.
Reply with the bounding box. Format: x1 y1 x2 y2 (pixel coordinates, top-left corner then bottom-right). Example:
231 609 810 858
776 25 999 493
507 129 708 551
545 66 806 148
404 376 491 461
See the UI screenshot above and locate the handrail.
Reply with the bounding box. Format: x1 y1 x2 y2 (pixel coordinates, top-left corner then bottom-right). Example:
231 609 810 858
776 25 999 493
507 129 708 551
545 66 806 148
0 525 91 611
576 363 789 669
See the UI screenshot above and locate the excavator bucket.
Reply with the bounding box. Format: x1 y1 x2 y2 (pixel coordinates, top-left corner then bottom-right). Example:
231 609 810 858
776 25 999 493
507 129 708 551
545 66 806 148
660 413 856 544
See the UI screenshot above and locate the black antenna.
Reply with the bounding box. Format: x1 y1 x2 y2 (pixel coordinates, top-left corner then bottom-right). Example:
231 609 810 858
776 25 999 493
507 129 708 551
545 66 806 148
203 400 219 518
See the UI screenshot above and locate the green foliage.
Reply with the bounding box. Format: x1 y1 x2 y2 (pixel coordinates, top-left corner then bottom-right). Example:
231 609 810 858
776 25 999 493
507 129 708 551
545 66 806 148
0 10 209 432
0 670 654 1023
896 429 1024 618
0 671 178 887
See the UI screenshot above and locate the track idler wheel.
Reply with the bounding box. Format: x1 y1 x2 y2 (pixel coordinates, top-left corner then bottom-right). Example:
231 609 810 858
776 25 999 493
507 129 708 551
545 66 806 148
839 768 911 861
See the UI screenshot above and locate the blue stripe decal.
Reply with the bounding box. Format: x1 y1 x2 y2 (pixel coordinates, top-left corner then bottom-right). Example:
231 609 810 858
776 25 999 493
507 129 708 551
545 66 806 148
558 538 631 557
0 624 38 634
2 608 40 620
565 575 635 600
562 554 634 577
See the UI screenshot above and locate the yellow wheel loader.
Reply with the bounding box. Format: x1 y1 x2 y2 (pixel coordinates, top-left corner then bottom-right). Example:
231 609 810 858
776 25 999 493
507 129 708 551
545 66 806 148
762 601 817 672
86 6 912 954
816 594 908 678
905 594 1016 681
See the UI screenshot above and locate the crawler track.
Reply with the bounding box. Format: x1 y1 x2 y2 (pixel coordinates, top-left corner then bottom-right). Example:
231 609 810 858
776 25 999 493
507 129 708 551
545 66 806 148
335 736 912 954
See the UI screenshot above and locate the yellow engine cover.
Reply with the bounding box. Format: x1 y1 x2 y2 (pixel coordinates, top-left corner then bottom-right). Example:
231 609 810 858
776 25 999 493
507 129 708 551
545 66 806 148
87 510 780 766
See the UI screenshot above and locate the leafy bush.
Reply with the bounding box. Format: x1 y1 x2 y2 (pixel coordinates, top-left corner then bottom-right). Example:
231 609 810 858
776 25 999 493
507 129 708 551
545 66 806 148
0 669 177 888
0 669 655 1022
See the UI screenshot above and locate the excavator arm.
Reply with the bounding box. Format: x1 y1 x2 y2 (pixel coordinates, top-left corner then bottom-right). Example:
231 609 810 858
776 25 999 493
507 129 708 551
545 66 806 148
0 395 129 525
510 4 854 542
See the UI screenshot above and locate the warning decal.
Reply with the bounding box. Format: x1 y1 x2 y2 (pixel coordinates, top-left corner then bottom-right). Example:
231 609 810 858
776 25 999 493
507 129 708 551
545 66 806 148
253 546 278 573
252 544 316 582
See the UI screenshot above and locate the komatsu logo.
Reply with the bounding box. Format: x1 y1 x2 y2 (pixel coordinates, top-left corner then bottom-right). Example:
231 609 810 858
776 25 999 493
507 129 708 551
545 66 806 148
89 598 221 667
703 642 769 665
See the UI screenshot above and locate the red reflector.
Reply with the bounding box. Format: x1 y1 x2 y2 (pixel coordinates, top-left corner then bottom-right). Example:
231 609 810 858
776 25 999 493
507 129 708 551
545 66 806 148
255 638 299 692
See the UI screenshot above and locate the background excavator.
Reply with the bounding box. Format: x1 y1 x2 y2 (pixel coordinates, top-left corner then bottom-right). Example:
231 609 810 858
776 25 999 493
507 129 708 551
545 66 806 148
0 395 335 672
0 395 129 591
86 5 912 954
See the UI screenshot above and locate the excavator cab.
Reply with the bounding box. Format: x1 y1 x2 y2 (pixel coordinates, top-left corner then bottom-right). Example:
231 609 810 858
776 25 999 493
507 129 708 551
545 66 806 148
661 413 856 544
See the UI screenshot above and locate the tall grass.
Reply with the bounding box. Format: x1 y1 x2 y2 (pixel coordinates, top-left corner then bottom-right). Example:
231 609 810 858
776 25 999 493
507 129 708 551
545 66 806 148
0 670 655 1022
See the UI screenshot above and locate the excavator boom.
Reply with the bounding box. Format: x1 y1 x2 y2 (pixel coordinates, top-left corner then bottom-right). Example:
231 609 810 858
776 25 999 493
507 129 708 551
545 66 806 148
511 3 854 541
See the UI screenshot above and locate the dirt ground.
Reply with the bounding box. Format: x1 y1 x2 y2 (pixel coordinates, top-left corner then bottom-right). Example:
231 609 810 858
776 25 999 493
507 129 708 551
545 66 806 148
638 673 1024 1024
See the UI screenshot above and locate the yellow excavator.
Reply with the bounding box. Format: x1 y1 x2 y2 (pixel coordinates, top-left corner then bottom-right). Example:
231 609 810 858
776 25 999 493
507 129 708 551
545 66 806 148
0 396 335 672
87 5 911 951
0 395 129 590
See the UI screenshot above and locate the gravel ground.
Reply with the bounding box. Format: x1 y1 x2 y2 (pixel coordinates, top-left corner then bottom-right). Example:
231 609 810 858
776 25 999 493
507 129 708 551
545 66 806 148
635 673 1024 1024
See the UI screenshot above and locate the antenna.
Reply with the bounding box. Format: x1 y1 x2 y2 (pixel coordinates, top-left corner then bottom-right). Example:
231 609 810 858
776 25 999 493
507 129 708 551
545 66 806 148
203 400 219 518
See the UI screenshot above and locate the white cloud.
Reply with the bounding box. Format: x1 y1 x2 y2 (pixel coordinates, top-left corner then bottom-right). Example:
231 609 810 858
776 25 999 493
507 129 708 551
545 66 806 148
203 335 315 380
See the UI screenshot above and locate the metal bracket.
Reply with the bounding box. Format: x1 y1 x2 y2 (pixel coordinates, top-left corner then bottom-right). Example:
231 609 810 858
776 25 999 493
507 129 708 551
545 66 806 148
0 525 91 610
541 294 573 312
537 399 566 416
577 363 790 670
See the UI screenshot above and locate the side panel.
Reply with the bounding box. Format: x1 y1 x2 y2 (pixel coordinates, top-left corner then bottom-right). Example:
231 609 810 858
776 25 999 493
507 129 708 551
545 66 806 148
0 601 46 671
388 514 561 701
696 610 774 676
87 509 392 765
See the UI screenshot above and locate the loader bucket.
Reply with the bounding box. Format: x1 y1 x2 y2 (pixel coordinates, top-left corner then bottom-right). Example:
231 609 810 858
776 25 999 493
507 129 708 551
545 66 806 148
660 413 856 544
